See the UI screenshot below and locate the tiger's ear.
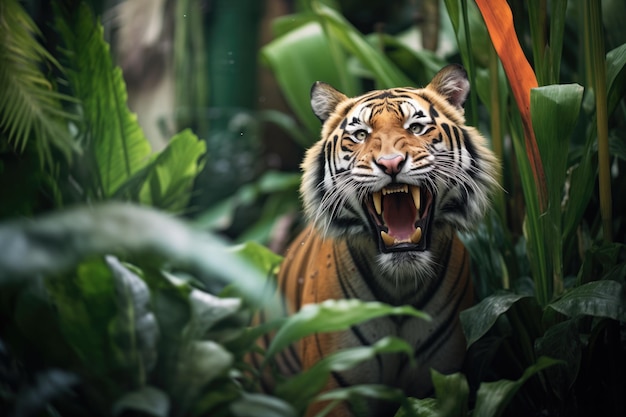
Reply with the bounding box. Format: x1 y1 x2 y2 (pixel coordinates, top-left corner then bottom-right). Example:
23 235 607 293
311 82 348 122
426 64 470 110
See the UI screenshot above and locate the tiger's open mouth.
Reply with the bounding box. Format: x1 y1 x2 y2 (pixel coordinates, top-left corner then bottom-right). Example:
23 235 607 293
365 184 435 253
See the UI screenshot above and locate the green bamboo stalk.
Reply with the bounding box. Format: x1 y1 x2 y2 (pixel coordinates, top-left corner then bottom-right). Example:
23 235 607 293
584 0 612 242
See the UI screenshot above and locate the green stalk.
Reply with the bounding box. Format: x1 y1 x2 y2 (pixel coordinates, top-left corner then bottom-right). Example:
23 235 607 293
510 111 551 306
548 0 568 84
460 0 478 127
584 0 612 242
488 45 506 225
528 0 547 84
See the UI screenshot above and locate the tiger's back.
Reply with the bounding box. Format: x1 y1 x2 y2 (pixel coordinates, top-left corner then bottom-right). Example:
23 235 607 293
271 65 497 417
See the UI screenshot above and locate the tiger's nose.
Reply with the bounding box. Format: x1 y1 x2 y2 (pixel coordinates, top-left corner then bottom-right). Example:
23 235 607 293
376 154 405 175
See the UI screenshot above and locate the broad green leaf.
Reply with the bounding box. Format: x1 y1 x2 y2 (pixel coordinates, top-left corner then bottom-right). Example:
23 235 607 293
56 4 151 197
112 386 170 417
143 270 192 350
0 203 269 303
183 289 242 340
394 397 438 417
276 337 413 410
230 392 297 417
231 241 283 277
473 356 563 417
547 280 626 321
531 85 584 209
266 299 429 359
172 340 233 415
261 22 345 138
534 319 582 398
460 291 530 348
606 43 626 115
317 384 416 417
0 0 79 165
431 370 469 417
138 129 206 213
312 3 413 89
106 256 159 384
45 258 118 375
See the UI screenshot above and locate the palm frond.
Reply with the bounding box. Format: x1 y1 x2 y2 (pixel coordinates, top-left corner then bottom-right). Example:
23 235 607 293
0 0 80 166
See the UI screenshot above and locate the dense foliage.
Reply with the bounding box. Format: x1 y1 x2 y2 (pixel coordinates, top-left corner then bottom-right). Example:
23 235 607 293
1 0 625 416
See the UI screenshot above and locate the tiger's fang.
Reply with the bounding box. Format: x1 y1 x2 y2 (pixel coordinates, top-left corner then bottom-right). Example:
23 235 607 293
373 191 382 215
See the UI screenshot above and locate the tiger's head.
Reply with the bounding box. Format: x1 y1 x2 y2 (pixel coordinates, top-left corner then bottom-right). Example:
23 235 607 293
301 64 498 278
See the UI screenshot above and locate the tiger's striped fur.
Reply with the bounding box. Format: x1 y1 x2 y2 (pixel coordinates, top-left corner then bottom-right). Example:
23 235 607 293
273 65 498 416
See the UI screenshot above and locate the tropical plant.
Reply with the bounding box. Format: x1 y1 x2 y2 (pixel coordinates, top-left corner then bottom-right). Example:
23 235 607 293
0 2 446 417
260 0 626 415
2 0 625 416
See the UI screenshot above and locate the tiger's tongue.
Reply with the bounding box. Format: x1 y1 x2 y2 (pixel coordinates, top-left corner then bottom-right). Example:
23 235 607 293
383 193 417 240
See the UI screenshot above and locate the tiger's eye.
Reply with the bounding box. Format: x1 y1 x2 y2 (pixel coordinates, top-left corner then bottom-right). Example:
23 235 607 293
354 130 368 141
409 123 423 134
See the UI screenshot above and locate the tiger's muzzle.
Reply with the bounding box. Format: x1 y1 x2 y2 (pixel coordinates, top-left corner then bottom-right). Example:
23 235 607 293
365 184 435 253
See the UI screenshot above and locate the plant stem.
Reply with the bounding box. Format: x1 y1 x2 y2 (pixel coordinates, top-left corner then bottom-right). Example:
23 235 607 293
584 0 612 242
488 45 506 224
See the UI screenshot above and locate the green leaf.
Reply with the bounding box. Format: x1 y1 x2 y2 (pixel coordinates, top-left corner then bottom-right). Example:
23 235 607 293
230 392 297 417
606 43 626 115
534 319 582 398
138 129 206 213
530 84 583 296
312 2 413 89
473 356 563 417
547 280 626 321
56 3 151 197
183 289 242 340
0 203 269 303
431 370 469 417
172 340 233 415
106 256 159 385
266 299 429 359
276 337 413 411
231 241 283 277
45 258 118 376
317 384 416 417
531 85 584 211
460 292 530 348
0 0 79 164
261 21 346 137
394 397 438 417
112 386 170 417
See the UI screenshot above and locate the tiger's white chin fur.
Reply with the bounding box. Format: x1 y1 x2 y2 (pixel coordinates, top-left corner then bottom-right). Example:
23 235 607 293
376 250 436 284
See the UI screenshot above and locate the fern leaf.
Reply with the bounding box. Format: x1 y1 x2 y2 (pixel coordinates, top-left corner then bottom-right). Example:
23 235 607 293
0 0 80 165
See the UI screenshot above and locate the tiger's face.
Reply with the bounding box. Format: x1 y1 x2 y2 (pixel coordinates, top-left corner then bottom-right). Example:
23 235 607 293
301 65 498 277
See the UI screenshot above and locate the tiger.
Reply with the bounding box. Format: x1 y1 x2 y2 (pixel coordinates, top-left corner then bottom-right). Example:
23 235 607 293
265 64 498 417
